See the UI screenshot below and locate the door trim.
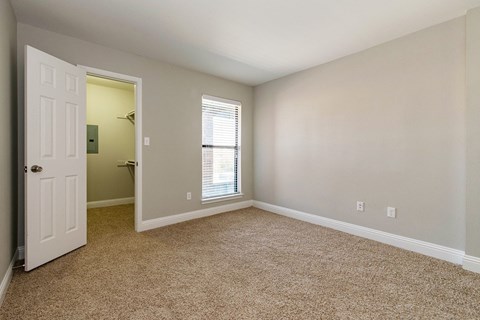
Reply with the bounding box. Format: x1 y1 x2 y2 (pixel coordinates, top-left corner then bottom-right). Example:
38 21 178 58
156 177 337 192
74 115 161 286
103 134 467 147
78 65 143 232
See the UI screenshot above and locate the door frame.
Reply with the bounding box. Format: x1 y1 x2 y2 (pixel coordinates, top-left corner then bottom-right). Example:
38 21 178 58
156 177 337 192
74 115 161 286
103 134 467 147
78 65 143 232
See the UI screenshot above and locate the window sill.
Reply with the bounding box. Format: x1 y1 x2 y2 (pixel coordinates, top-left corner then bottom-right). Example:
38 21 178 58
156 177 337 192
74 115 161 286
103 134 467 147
201 193 244 204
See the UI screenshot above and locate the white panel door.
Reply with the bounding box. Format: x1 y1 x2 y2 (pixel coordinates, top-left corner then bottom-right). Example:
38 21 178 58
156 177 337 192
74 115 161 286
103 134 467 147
25 45 86 271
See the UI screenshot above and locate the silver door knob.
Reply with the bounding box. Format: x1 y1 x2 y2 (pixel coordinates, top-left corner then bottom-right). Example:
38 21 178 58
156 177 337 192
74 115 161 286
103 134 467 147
31 165 43 173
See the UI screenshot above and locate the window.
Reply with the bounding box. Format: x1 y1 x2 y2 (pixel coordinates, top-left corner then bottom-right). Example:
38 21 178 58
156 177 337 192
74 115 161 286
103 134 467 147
202 95 241 201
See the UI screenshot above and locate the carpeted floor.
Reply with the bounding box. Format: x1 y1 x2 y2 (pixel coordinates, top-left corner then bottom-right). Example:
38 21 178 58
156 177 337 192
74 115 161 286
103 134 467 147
1 205 480 319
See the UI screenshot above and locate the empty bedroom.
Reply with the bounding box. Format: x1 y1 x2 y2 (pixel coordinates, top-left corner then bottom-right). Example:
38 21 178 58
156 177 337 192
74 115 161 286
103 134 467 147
1 0 480 319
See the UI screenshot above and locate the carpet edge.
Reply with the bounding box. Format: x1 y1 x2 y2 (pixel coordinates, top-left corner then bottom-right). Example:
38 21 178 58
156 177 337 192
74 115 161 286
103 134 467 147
87 197 135 209
253 201 467 267
138 200 254 231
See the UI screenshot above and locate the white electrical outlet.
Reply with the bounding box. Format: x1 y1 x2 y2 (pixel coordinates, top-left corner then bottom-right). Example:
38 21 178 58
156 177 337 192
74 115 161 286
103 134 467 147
387 207 396 218
186 192 192 200
356 201 365 212
144 137 150 146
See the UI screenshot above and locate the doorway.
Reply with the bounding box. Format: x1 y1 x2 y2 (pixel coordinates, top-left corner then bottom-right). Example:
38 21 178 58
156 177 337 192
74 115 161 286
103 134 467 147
86 75 135 213
80 66 143 232
24 46 144 270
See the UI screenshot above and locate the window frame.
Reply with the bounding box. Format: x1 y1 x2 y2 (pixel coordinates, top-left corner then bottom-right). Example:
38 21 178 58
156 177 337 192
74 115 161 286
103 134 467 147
201 94 242 203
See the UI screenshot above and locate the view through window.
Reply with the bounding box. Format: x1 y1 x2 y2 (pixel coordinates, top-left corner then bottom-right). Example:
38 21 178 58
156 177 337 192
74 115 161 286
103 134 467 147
202 95 241 199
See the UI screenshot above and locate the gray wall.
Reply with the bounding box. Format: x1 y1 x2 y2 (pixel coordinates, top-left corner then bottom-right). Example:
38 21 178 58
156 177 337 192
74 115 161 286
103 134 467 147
254 17 466 250
466 8 480 258
0 0 17 279
87 79 135 202
17 23 253 246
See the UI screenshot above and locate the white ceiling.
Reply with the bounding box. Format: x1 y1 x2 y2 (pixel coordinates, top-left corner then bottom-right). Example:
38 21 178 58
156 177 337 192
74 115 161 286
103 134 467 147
10 0 480 86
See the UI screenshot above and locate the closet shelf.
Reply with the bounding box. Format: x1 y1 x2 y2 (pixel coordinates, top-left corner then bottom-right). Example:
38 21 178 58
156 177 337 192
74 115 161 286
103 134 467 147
117 109 135 124
117 160 136 167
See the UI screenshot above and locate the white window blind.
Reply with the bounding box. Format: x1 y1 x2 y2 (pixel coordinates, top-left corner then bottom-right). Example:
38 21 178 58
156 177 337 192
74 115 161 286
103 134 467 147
202 95 241 200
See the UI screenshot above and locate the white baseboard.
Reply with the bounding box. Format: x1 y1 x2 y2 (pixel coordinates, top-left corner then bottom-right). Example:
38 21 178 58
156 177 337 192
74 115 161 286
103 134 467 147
87 197 135 209
253 201 465 265
0 249 18 307
18 246 24 260
463 255 480 273
138 200 253 232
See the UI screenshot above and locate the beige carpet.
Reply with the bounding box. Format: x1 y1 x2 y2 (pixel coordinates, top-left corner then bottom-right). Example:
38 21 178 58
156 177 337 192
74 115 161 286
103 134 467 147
1 205 480 319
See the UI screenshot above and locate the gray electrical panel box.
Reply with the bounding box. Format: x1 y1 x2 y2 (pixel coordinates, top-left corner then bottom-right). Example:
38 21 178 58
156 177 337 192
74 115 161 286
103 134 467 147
87 125 98 154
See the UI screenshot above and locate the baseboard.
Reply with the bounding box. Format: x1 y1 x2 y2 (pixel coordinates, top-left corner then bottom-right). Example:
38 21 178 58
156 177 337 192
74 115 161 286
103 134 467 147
17 246 24 260
0 249 18 307
138 200 254 232
253 201 465 265
87 197 135 209
463 255 480 273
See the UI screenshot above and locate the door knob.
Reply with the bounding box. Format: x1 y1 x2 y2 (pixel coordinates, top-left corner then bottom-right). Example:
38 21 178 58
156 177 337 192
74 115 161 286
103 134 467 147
31 165 43 173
